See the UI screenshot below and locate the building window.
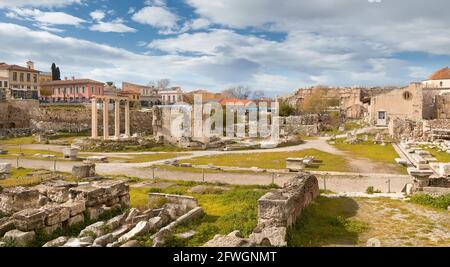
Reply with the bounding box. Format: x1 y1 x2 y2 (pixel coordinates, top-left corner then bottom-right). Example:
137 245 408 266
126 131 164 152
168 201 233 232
33 74 37 83
82 86 85 93
91 86 94 93
440 81 444 87
403 91 412 100
20 73 24 82
13 72 17 81
4 81 7 87
76 86 79 94
27 73 31 82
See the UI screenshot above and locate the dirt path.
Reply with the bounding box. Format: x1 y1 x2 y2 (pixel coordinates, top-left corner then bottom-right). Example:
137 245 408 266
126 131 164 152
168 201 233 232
354 198 450 246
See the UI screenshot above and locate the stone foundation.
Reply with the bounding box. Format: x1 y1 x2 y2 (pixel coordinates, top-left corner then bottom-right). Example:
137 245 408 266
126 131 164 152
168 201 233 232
0 179 130 244
204 173 320 247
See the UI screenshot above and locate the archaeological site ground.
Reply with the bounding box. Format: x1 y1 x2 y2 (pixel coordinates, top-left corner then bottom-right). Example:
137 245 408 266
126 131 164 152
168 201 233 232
0 2 449 265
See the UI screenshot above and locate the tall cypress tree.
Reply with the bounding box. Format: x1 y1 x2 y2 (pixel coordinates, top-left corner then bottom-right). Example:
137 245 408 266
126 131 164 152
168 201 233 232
51 63 56 80
55 67 61 80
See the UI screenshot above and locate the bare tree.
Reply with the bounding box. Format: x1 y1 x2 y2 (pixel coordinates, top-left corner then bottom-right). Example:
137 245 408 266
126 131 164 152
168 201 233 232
157 79 171 90
222 86 252 99
251 90 265 100
148 79 171 90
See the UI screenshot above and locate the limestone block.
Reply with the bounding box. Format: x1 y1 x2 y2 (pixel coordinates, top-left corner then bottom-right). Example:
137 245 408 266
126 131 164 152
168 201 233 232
69 185 106 206
120 240 141 247
61 201 85 216
125 208 140 224
3 229 35 247
79 221 106 238
71 163 96 179
0 187 40 215
86 206 105 221
67 214 84 227
0 163 12 174
203 231 251 247
92 180 129 198
93 233 114 247
13 208 46 231
111 224 132 240
0 218 15 236
43 223 62 236
118 221 150 243
62 238 91 247
249 227 287 247
105 213 127 231
43 236 69 247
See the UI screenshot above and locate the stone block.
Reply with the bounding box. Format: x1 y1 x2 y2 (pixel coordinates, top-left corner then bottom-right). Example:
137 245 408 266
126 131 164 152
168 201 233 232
43 236 69 247
0 218 15 236
61 201 85 217
0 187 40 215
0 163 12 174
43 223 62 236
86 206 105 221
118 221 150 243
3 229 35 247
79 221 106 238
72 163 96 179
69 185 106 207
93 233 114 247
67 214 84 227
13 208 46 231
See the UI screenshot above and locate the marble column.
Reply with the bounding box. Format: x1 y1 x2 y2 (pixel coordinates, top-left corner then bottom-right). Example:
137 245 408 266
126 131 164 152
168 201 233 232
125 100 130 138
103 98 109 140
91 98 98 139
114 99 120 139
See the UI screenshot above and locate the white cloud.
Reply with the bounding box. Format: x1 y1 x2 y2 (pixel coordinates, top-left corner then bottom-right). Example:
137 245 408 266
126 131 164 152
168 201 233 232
0 0 83 8
7 8 86 26
89 20 137 33
90 10 105 21
132 6 178 33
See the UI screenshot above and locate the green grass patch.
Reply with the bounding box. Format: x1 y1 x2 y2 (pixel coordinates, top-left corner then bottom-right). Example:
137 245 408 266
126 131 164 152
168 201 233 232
0 168 70 188
332 137 406 174
286 196 369 247
129 180 271 247
180 149 350 172
409 194 450 210
422 147 450 163
0 136 36 145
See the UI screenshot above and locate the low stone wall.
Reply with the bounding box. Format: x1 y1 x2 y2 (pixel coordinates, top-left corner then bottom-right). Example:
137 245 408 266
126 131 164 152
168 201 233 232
256 173 320 229
0 179 130 240
204 173 320 247
148 193 198 210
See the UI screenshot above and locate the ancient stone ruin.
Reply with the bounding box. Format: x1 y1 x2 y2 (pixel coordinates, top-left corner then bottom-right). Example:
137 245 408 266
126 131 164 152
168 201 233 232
0 180 207 247
204 172 319 247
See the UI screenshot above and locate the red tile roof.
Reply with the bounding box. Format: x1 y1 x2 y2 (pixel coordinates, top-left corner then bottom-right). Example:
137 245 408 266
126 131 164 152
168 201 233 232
0 63 39 73
40 79 104 86
428 67 450 80
219 98 253 105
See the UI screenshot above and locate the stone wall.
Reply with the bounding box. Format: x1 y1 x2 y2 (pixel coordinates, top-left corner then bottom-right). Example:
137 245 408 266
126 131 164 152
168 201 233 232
0 100 153 137
0 180 130 238
204 173 320 247
435 95 450 119
280 115 321 135
256 173 320 229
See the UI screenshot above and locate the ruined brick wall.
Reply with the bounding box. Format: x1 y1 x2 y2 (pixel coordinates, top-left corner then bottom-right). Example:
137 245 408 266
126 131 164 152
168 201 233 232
435 95 450 119
0 101 153 136
280 115 321 135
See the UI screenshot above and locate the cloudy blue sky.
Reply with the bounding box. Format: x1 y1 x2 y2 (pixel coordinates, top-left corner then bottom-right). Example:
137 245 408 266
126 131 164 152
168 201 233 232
0 0 449 96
